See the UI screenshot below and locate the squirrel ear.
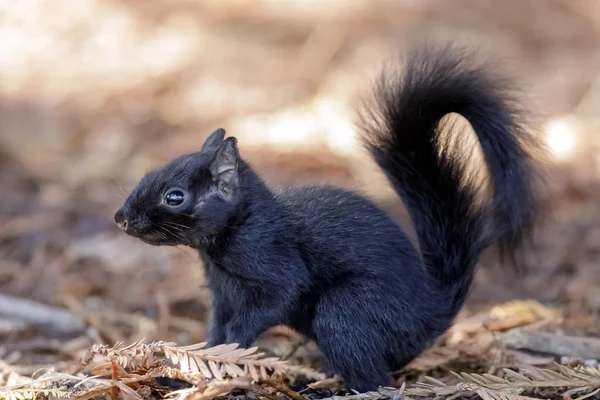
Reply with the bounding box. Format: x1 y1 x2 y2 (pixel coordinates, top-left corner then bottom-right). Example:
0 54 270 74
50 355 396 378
210 137 239 187
201 128 226 152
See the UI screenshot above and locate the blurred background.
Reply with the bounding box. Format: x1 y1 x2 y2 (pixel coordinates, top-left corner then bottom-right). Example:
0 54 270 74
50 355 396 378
1 0 600 381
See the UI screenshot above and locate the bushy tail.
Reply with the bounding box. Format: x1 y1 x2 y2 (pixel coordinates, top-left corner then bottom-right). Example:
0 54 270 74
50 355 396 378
359 43 546 313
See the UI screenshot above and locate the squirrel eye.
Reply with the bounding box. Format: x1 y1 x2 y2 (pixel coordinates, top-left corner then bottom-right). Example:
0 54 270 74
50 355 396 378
164 189 186 206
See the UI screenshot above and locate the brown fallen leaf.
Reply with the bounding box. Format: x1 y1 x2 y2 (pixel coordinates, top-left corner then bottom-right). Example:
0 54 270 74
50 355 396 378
488 300 563 332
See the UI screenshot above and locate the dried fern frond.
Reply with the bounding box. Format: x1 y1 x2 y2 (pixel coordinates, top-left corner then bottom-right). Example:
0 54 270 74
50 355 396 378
474 386 541 400
0 387 70 400
322 392 387 400
405 363 600 399
87 339 324 391
89 340 323 382
73 379 144 400
89 339 168 370
160 366 207 387
0 372 85 400
165 377 253 400
321 384 406 400
162 342 325 382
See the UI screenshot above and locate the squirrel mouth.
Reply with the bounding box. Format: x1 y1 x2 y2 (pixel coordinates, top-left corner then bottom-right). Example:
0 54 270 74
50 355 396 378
122 228 167 246
136 231 178 246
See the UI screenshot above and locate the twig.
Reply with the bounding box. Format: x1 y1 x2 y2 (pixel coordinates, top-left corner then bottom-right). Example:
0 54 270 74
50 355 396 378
263 379 307 400
498 329 600 359
249 384 284 400
0 293 85 335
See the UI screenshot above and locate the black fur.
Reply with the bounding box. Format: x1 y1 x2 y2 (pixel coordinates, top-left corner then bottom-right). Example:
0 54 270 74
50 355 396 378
115 43 545 392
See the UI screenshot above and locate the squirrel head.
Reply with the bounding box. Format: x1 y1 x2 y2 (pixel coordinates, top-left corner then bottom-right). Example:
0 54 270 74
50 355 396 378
114 128 244 247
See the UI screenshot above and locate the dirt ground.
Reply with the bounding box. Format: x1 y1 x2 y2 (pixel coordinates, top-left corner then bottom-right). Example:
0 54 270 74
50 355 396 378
1 1 600 399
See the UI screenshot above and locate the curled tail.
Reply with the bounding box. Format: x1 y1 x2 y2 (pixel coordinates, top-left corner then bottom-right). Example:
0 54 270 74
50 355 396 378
359 43 546 313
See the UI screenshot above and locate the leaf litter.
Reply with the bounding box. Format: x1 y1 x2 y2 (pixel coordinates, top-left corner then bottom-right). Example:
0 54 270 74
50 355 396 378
2 0 600 399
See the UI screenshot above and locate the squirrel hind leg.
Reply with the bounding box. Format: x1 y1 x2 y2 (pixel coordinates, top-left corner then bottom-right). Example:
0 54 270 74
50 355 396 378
313 301 391 392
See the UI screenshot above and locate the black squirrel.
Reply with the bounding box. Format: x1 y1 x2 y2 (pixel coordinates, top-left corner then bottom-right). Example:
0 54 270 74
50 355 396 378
114 43 546 392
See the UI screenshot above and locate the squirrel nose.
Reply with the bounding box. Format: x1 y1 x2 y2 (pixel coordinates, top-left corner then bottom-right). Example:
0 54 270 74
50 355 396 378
117 219 128 231
114 208 128 231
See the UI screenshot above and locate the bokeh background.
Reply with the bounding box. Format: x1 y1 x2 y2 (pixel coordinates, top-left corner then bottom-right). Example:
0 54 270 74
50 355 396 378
2 0 600 380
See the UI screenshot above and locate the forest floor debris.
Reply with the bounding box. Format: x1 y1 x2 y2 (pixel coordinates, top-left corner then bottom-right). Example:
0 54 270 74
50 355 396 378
1 299 599 399
1 0 600 399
